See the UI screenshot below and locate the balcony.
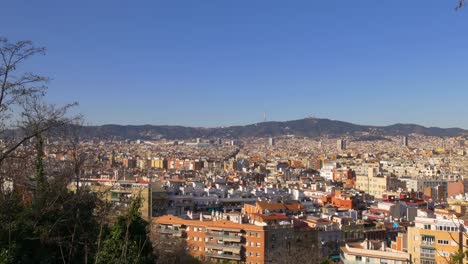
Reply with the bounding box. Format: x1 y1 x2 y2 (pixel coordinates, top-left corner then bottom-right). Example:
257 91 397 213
420 241 435 247
206 243 242 253
205 251 242 260
159 228 183 237
420 252 435 259
205 233 242 242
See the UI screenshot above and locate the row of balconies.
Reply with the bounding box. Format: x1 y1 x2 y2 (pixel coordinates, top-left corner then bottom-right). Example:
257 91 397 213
205 233 243 242
205 242 242 254
205 251 242 260
420 241 435 247
420 252 435 258
159 228 183 237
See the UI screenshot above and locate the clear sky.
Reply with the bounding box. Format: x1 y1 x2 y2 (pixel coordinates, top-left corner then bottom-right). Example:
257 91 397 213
4 0 468 128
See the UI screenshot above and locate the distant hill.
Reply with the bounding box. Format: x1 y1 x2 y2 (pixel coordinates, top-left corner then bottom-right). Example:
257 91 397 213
78 118 468 140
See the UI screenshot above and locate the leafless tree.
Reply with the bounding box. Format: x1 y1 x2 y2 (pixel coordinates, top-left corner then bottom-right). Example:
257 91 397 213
149 226 202 264
456 0 465 10
0 38 48 164
0 37 81 194
0 38 99 264
266 242 326 264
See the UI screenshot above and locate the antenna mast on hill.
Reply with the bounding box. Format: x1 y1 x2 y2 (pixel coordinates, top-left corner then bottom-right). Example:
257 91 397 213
263 112 267 122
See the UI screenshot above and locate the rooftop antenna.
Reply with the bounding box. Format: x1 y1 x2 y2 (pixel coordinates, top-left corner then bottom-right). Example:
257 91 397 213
263 112 267 122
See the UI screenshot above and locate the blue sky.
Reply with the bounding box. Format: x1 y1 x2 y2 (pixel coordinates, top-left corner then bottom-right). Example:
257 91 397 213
3 0 468 127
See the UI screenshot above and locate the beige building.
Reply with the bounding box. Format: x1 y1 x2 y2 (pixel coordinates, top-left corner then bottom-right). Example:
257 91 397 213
356 168 388 198
407 209 467 264
341 240 411 264
151 158 167 169
69 179 152 220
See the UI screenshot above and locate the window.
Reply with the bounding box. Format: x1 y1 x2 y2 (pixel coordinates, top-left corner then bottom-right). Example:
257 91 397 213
437 239 449 245
256 243 261 247
420 248 435 259
256 253 261 257
356 256 362 261
421 235 434 245
251 242 254 247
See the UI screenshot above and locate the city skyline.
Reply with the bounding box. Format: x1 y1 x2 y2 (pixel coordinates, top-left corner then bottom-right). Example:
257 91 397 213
3 1 468 264
81 116 467 131
4 0 468 128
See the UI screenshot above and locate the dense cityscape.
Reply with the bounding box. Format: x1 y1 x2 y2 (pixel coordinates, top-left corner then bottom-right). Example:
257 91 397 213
26 133 467 264
2 1 468 264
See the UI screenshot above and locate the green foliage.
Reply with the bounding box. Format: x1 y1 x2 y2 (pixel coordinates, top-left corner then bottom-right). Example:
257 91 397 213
0 37 157 264
35 132 46 191
448 250 466 264
96 196 154 264
0 183 155 264
0 180 99 263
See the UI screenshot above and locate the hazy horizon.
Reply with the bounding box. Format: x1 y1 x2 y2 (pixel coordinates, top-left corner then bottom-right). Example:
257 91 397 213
85 116 468 130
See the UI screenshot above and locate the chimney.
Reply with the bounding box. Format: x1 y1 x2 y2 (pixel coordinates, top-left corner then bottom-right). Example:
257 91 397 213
200 213 203 221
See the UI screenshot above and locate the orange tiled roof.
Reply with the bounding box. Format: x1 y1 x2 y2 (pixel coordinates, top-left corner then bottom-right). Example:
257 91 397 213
284 202 305 211
256 201 287 211
251 213 289 221
155 215 265 231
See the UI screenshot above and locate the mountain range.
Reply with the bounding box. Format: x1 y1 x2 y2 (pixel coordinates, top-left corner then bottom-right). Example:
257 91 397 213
78 118 468 140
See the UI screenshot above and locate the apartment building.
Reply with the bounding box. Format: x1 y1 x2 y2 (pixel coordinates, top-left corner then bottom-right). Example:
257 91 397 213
356 168 387 199
407 209 467 264
69 178 152 220
400 177 448 200
151 158 168 169
155 214 299 264
341 240 411 264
